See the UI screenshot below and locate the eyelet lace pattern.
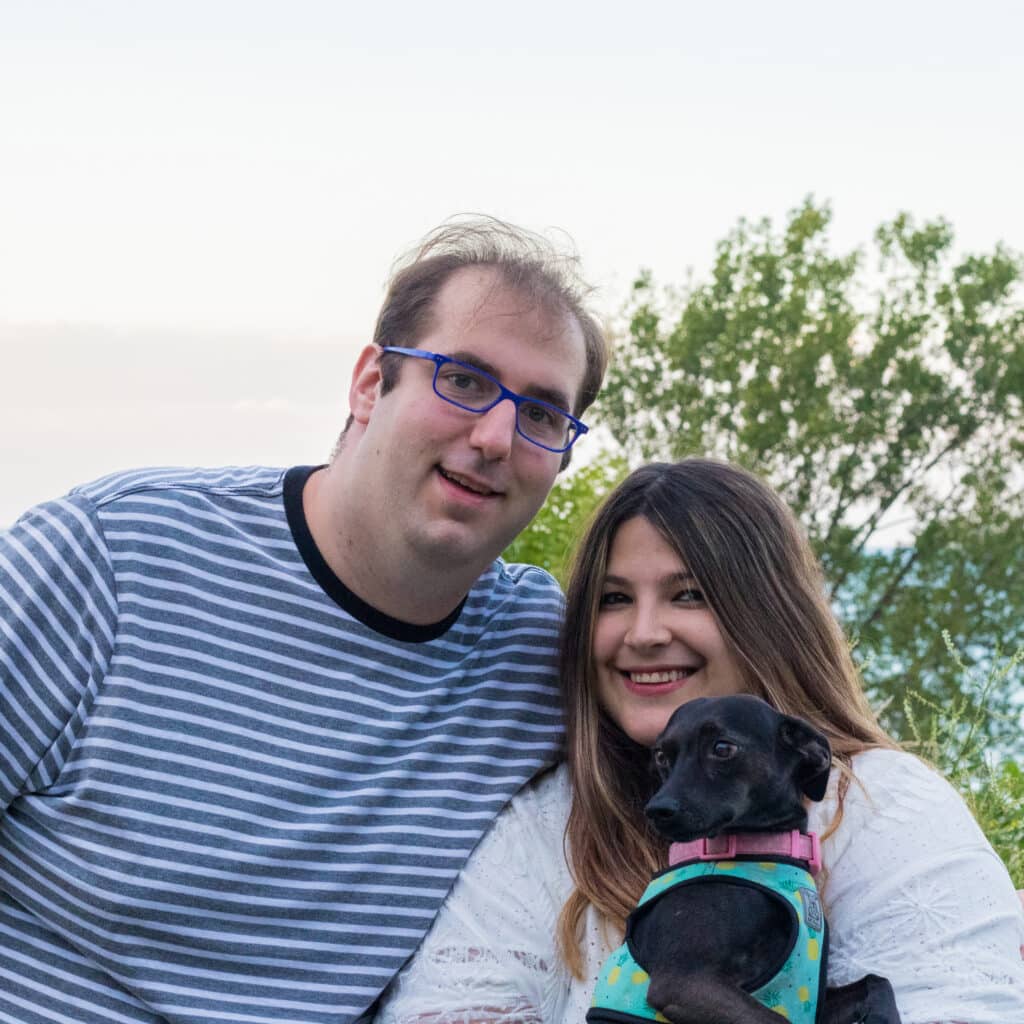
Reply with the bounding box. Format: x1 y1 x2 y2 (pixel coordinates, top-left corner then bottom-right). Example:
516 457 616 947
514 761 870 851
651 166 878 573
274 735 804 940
375 753 1024 1024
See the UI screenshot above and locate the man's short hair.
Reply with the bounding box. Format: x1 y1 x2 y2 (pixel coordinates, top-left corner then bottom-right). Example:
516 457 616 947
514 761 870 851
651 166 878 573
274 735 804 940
335 216 609 461
374 216 607 417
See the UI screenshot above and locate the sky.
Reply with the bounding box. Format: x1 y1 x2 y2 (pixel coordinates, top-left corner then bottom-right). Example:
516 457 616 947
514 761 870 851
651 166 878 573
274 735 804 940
2 0 1023 526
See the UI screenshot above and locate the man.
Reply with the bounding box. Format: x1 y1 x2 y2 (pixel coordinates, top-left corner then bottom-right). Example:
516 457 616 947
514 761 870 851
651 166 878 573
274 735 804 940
0 219 609 1024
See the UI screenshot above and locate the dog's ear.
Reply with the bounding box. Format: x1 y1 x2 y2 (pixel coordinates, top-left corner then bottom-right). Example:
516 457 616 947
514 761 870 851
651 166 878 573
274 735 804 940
778 716 832 802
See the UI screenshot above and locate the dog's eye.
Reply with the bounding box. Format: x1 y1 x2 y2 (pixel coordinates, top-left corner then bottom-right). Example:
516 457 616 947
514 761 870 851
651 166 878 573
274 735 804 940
711 740 738 760
653 748 670 771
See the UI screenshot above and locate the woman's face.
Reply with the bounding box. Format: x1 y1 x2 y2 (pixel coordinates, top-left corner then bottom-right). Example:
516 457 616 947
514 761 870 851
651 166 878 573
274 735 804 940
593 516 747 747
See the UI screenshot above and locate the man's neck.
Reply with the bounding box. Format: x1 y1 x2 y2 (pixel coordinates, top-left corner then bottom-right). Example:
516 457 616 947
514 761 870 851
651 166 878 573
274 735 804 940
302 465 488 627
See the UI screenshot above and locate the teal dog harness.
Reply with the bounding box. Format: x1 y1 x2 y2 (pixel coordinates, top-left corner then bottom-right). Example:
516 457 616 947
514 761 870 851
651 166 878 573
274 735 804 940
587 833 827 1023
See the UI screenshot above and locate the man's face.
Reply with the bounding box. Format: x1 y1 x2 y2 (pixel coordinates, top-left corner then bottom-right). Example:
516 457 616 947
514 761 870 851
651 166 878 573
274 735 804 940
352 267 587 571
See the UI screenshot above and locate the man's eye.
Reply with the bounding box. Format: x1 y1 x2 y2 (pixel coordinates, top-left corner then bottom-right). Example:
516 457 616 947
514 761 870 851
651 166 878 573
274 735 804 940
711 740 738 760
521 402 557 427
442 371 482 392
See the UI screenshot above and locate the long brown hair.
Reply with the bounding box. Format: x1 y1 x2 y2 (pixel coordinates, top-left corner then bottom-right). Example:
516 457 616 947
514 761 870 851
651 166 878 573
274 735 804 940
556 459 896 976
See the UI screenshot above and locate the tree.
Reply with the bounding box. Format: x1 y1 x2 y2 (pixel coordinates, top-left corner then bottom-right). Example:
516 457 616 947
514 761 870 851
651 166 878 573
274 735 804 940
587 200 1024 745
505 455 629 585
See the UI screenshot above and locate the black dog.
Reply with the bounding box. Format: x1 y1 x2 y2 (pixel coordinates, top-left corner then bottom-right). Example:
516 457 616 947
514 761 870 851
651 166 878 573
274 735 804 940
587 695 901 1024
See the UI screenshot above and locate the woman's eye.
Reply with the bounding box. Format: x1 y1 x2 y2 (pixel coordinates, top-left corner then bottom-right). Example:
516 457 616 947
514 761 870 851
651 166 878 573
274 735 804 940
711 740 738 760
598 591 629 607
675 588 705 605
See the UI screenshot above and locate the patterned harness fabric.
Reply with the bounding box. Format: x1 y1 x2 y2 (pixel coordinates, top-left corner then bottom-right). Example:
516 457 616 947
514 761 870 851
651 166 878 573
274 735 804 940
587 858 828 1023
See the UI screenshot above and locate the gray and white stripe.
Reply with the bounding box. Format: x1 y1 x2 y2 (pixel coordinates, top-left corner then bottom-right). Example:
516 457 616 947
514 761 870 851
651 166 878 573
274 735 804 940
0 465 564 1023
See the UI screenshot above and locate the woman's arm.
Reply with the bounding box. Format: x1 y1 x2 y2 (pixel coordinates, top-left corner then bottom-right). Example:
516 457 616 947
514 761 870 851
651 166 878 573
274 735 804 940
812 749 1024 1024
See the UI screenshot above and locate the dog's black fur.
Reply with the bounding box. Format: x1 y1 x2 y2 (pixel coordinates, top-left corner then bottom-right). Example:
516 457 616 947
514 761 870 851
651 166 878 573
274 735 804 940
634 694 901 1024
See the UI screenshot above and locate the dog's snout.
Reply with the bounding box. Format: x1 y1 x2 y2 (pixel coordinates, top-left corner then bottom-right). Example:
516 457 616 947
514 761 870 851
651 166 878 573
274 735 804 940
645 795 679 824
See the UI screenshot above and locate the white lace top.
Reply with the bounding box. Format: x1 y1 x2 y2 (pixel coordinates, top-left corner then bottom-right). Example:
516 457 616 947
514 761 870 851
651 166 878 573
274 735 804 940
374 750 1024 1024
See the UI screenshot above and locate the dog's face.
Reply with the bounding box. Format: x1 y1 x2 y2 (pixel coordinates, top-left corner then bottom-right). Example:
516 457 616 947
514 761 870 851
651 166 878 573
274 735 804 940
645 694 832 842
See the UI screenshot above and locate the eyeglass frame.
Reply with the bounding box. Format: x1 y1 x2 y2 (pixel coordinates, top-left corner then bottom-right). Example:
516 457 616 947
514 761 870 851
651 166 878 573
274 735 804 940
379 346 589 453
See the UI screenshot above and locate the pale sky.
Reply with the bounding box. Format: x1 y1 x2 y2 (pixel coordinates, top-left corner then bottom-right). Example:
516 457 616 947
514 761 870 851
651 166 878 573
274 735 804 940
2 0 1022 525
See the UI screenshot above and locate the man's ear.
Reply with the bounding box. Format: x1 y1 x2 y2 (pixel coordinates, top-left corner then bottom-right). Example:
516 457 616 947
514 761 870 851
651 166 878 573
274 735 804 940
778 716 832 802
348 344 384 426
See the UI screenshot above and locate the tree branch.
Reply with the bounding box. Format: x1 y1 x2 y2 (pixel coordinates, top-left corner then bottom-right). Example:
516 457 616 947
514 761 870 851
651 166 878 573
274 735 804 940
858 547 922 633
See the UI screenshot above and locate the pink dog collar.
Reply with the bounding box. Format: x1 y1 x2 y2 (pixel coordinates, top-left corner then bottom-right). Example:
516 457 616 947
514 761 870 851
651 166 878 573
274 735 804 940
669 830 822 876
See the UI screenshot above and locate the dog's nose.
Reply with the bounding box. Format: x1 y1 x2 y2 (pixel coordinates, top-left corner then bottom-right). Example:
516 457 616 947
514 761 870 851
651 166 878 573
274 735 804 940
645 796 679 824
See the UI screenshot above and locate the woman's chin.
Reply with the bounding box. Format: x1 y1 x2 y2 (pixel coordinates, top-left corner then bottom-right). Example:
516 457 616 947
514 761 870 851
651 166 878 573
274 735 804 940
619 718 672 749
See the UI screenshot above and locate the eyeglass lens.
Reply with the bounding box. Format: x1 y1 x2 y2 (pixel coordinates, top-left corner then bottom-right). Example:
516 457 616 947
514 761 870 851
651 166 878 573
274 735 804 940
434 361 573 448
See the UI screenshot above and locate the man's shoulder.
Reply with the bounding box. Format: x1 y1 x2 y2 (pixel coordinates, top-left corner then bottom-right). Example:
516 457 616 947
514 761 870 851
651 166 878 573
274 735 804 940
71 465 289 509
494 558 562 589
453 560 563 645
479 558 564 605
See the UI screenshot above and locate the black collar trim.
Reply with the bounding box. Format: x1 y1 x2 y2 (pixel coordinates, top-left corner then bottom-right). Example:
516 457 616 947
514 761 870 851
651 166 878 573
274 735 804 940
283 465 466 644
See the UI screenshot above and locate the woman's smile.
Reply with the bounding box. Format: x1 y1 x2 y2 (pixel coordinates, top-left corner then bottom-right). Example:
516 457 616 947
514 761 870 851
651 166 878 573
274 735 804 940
594 515 745 746
618 665 700 695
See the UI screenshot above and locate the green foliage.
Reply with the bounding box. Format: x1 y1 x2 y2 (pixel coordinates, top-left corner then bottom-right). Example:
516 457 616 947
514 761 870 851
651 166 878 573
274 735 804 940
504 455 629 586
596 198 1024 745
901 635 1024 885
968 760 1024 887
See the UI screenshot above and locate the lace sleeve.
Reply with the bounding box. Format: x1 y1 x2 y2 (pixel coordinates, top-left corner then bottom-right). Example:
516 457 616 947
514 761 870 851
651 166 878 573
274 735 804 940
374 767 575 1024
810 749 1024 1024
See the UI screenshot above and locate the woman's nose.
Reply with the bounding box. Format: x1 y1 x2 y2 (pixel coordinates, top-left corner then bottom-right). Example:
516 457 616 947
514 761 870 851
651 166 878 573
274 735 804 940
624 604 672 648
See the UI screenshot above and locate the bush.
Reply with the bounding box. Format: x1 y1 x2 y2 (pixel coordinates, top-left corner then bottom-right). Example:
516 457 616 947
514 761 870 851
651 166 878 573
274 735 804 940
899 633 1024 886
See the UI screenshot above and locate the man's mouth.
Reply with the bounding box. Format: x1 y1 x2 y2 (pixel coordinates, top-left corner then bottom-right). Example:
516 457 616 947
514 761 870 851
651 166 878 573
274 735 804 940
437 467 501 498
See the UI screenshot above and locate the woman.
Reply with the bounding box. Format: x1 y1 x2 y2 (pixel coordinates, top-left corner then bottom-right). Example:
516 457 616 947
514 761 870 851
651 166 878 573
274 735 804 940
376 460 1024 1024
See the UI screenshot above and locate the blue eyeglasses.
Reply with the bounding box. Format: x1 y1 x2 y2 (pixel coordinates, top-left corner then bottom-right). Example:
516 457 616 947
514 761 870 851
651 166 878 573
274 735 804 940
380 346 589 453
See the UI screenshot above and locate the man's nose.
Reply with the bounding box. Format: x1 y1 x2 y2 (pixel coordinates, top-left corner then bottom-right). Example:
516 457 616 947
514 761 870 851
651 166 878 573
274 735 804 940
468 399 517 461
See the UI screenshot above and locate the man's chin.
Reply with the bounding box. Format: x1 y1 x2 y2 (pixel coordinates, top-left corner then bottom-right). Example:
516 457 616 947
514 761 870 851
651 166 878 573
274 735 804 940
412 518 525 571
412 525 498 569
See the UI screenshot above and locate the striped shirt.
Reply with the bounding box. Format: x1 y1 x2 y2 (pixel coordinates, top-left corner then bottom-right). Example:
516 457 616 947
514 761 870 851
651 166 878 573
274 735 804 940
0 465 565 1024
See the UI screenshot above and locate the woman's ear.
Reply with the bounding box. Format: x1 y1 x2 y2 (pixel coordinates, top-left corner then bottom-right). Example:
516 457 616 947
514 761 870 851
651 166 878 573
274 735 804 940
348 344 383 426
